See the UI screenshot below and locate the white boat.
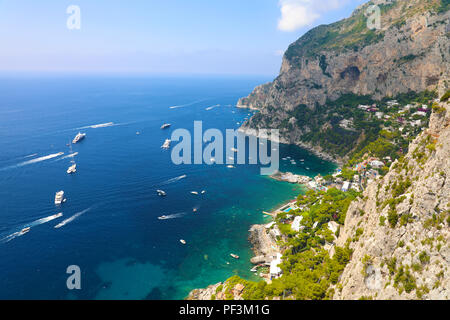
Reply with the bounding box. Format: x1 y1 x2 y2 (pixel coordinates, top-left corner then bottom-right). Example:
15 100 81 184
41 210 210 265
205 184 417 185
19 227 30 235
227 165 235 168
66 143 77 174
230 253 240 259
72 132 86 144
161 123 171 129
158 215 169 220
55 191 65 205
67 163 77 174
190 191 199 195
180 239 186 245
201 190 206 194
231 148 238 152
157 190 167 197
161 139 171 149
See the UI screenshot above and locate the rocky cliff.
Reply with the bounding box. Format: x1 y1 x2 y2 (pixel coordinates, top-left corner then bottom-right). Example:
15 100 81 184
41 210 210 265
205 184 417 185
238 0 449 161
333 99 449 299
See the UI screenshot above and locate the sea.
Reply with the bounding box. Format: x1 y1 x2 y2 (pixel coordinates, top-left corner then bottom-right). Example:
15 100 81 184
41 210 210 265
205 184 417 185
0 74 336 299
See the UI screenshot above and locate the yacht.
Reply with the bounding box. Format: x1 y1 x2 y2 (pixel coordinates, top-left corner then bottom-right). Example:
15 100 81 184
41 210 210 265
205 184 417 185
161 123 171 129
161 139 171 149
157 190 167 197
67 163 77 174
67 142 77 174
72 132 86 144
55 191 65 205
158 215 169 220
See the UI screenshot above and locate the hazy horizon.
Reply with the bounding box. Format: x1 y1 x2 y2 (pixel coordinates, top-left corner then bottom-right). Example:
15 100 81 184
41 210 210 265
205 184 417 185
0 0 365 75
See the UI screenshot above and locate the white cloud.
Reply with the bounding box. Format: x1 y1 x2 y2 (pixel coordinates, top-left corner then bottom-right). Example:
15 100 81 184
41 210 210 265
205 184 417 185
277 0 352 32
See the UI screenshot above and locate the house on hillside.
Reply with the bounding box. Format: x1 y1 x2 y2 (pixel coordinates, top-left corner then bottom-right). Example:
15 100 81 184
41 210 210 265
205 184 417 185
269 253 283 280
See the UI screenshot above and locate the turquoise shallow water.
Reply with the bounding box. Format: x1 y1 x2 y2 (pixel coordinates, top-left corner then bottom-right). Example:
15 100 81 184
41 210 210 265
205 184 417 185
0 75 336 299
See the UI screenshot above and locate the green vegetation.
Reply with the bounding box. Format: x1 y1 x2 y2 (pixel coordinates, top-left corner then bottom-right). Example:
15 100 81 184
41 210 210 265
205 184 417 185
436 0 450 14
284 6 385 62
418 251 430 264
222 188 360 300
440 90 450 102
281 90 436 162
393 265 417 294
224 246 353 300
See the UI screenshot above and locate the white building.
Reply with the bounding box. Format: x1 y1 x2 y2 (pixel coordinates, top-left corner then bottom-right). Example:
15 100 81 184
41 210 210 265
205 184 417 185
351 182 360 192
370 160 384 169
265 222 275 229
291 216 304 232
411 119 422 127
342 181 350 192
269 253 283 280
413 111 427 117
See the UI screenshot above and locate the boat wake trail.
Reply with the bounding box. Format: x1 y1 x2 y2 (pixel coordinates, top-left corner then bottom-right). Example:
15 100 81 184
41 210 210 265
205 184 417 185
76 122 115 130
22 153 38 159
205 104 220 111
158 212 186 220
54 207 91 229
1 230 26 243
0 152 64 171
54 152 78 162
0 213 64 243
158 174 187 186
169 99 207 109
29 213 63 227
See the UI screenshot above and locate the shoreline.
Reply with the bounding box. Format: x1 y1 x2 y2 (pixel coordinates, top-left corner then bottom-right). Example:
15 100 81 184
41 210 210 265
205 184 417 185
237 126 343 165
186 197 294 300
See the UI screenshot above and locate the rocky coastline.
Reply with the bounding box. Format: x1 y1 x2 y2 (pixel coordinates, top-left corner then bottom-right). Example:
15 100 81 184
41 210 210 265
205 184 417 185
237 126 342 164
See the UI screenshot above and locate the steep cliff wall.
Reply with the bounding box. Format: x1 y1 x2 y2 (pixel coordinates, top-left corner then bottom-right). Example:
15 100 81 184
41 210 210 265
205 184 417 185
238 0 449 161
333 100 449 300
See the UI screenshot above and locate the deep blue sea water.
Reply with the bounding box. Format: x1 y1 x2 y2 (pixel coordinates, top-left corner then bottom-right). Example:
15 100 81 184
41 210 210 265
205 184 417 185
0 74 336 299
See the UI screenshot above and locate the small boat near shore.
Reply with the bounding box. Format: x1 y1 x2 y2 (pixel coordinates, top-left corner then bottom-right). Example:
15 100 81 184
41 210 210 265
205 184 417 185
230 253 239 259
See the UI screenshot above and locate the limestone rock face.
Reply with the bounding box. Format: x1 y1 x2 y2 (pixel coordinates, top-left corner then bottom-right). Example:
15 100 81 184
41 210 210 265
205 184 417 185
238 0 449 160
334 101 450 300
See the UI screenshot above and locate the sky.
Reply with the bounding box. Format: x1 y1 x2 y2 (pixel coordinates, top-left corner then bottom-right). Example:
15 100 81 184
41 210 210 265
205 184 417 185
0 0 366 75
